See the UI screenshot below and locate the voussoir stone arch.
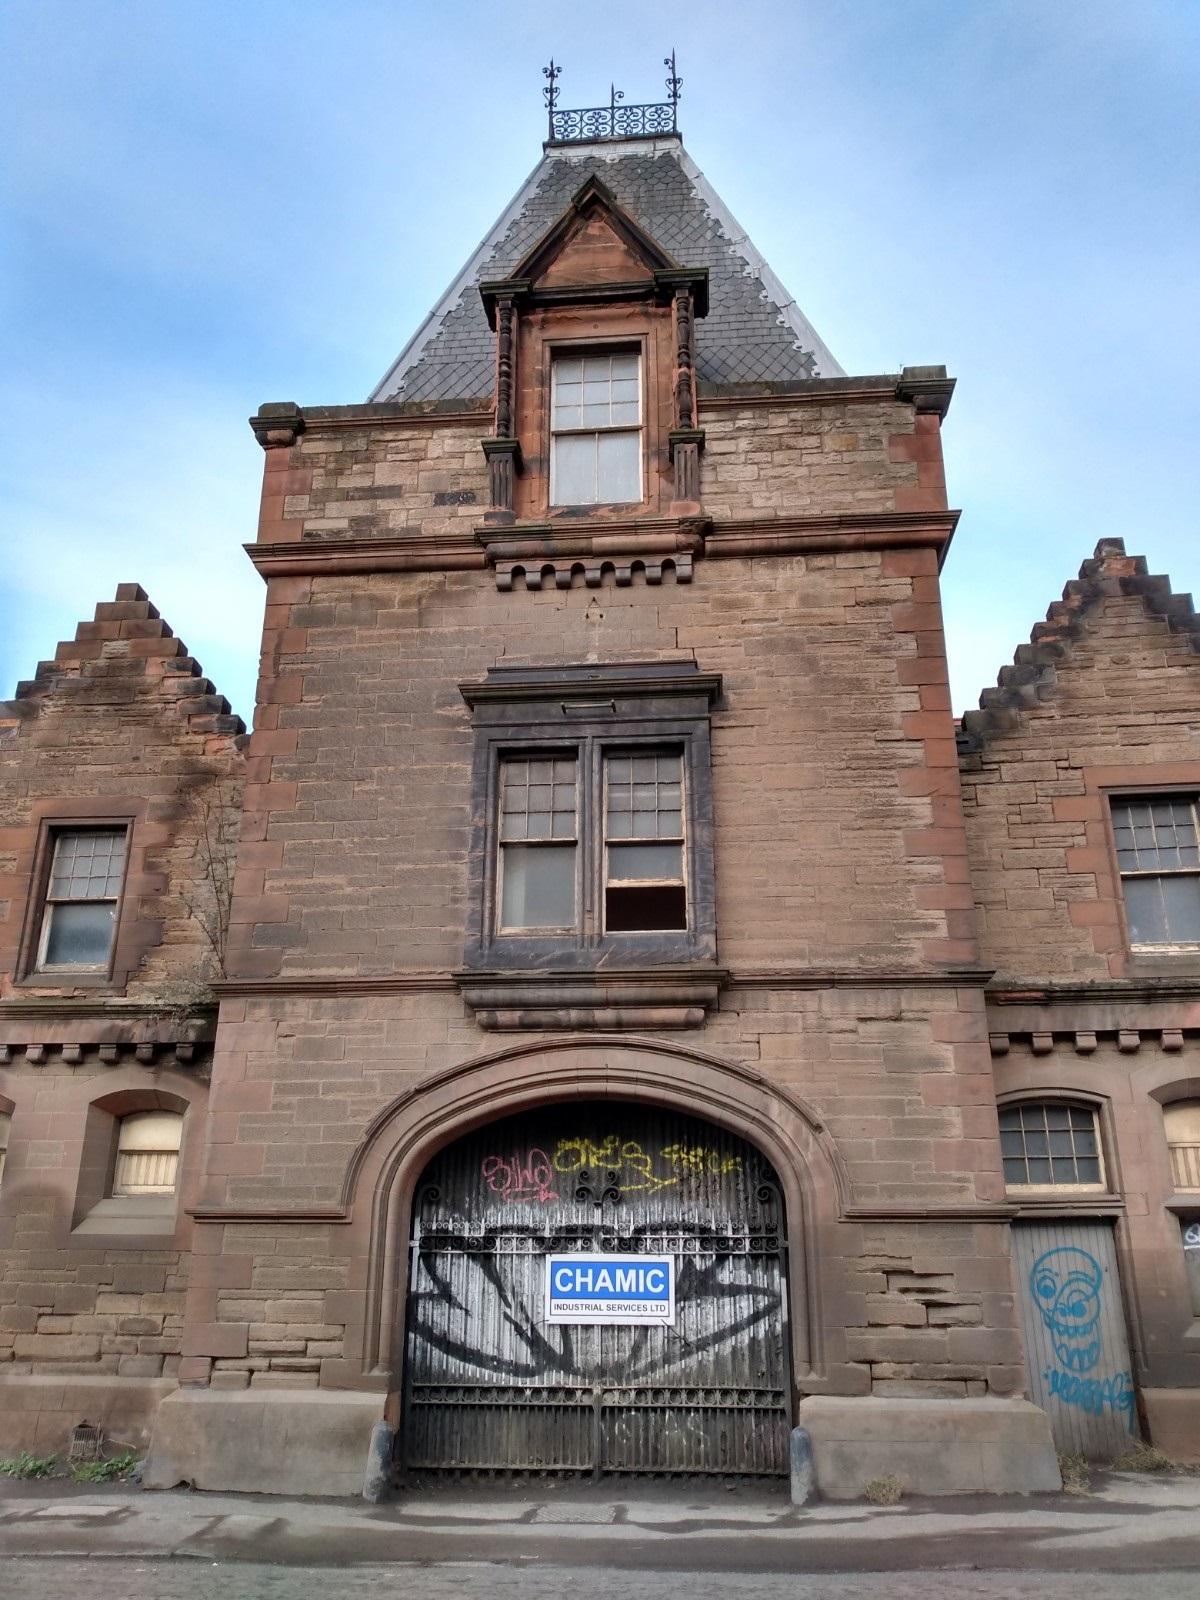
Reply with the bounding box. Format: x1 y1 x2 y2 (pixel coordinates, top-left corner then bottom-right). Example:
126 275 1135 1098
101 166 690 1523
333 1034 849 1392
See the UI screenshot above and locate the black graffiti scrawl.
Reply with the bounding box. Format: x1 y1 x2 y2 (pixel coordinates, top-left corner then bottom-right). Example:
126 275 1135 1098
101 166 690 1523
402 1102 791 1475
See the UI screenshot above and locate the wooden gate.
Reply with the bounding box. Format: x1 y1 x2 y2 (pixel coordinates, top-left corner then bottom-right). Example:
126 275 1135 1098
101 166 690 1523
401 1102 791 1476
1012 1219 1137 1458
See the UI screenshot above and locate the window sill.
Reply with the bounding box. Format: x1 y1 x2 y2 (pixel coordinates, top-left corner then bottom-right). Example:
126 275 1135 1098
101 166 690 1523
1124 950 1200 979
455 965 727 1031
16 970 118 991
71 1194 178 1245
1007 1192 1125 1218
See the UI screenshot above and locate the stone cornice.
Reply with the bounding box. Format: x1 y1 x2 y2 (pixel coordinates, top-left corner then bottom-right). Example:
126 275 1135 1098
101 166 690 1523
211 965 987 1000
840 1203 1018 1222
989 979 1200 1005
245 534 485 579
474 516 707 560
249 400 492 449
699 366 955 417
703 510 960 562
212 973 459 998
728 966 991 989
0 997 215 1057
246 511 959 581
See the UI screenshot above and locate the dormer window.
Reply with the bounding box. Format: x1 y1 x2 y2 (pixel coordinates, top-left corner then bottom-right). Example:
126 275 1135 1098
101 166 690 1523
550 351 642 506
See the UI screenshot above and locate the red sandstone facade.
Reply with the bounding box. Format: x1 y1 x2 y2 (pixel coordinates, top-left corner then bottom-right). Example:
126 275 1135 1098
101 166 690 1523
1 129 1197 1493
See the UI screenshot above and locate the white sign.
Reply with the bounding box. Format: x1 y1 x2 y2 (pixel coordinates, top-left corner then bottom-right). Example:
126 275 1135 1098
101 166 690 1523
545 1253 675 1325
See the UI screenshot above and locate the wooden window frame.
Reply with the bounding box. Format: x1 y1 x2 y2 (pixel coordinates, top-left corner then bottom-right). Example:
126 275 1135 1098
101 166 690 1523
997 1096 1110 1198
496 752 580 936
548 346 644 509
460 663 719 974
34 826 129 976
12 798 158 992
1108 791 1200 952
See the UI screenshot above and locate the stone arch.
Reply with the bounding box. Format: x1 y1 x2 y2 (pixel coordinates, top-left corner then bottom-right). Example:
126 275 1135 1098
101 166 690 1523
337 1034 849 1395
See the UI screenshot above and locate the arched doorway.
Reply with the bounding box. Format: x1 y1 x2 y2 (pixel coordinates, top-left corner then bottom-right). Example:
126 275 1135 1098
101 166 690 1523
401 1100 790 1477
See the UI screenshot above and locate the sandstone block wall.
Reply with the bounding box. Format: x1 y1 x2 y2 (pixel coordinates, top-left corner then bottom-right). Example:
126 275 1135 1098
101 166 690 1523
0 585 246 1003
960 544 1200 984
990 1035 1200 1390
0 587 243 1397
699 397 931 518
231 545 967 980
0 1052 205 1380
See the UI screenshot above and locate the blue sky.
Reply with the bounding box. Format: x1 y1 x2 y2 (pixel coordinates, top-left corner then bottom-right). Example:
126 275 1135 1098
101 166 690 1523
2 0 1196 719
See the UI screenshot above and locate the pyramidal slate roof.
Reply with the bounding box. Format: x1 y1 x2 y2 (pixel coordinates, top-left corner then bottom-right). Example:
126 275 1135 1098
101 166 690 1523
370 135 843 405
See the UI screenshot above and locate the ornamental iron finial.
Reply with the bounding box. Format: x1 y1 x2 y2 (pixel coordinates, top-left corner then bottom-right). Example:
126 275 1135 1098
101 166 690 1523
544 54 682 143
543 59 561 137
664 49 681 119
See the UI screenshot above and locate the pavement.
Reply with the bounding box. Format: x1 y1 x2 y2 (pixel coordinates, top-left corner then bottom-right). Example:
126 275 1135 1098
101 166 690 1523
1 1470 1199 1599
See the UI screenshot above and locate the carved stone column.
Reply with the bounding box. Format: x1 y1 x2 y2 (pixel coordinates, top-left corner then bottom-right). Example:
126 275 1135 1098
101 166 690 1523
669 286 704 513
484 294 521 518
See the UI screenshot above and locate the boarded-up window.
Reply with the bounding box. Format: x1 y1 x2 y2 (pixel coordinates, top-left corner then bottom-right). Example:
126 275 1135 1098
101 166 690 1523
112 1111 184 1196
1165 1102 1200 1191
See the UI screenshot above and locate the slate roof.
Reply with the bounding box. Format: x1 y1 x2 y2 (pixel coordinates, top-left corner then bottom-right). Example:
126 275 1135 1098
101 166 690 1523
370 135 843 404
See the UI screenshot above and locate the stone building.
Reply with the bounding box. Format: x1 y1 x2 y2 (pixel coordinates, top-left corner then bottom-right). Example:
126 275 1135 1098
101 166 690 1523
2 88 1198 1496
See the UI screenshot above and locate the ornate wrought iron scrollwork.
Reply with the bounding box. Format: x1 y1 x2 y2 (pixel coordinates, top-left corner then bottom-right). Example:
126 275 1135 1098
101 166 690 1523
543 54 681 143
574 1168 622 1207
756 1180 783 1226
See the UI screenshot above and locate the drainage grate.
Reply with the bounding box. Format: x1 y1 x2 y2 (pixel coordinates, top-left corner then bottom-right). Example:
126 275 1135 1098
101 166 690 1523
531 1503 617 1525
68 1423 103 1463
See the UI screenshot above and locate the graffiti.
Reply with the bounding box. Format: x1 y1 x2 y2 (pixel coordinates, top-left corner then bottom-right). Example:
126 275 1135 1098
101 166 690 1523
405 1105 788 1472
1029 1246 1104 1375
550 1136 742 1195
663 1142 744 1178
407 1218 782 1383
481 1148 558 1204
480 1138 742 1203
1043 1365 1135 1423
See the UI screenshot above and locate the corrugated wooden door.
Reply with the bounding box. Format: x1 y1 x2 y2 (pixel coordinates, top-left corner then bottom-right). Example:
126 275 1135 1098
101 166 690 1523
1012 1219 1137 1458
401 1102 790 1476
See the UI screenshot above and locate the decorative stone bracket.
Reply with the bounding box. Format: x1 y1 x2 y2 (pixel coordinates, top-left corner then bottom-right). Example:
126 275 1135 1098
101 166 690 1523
249 402 305 450
989 1027 1186 1056
476 515 706 592
455 967 727 1031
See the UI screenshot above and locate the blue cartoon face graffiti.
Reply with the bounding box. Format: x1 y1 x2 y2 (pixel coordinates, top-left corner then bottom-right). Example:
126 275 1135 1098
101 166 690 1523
1030 1246 1103 1374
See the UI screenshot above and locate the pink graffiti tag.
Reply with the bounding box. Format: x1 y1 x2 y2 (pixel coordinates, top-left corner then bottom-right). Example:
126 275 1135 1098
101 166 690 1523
481 1148 559 1204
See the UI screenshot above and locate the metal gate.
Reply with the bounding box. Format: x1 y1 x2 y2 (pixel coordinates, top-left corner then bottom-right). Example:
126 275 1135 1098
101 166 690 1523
401 1102 791 1476
1012 1219 1137 1458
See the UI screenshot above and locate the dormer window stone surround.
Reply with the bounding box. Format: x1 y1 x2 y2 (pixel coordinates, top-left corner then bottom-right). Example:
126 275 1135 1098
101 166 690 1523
478 176 708 525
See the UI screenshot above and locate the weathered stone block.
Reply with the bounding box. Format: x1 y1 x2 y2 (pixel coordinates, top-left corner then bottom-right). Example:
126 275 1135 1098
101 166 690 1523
796 1396 1060 1498
142 1388 390 1489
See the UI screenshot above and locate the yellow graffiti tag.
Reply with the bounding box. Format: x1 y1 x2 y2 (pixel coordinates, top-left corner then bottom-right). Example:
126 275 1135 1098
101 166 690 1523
550 1137 742 1193
662 1143 742 1178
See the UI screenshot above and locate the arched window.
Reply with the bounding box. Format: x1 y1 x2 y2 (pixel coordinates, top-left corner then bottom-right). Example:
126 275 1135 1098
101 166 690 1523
112 1111 184 1197
1164 1102 1200 1192
0 1110 10 1184
998 1101 1105 1191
